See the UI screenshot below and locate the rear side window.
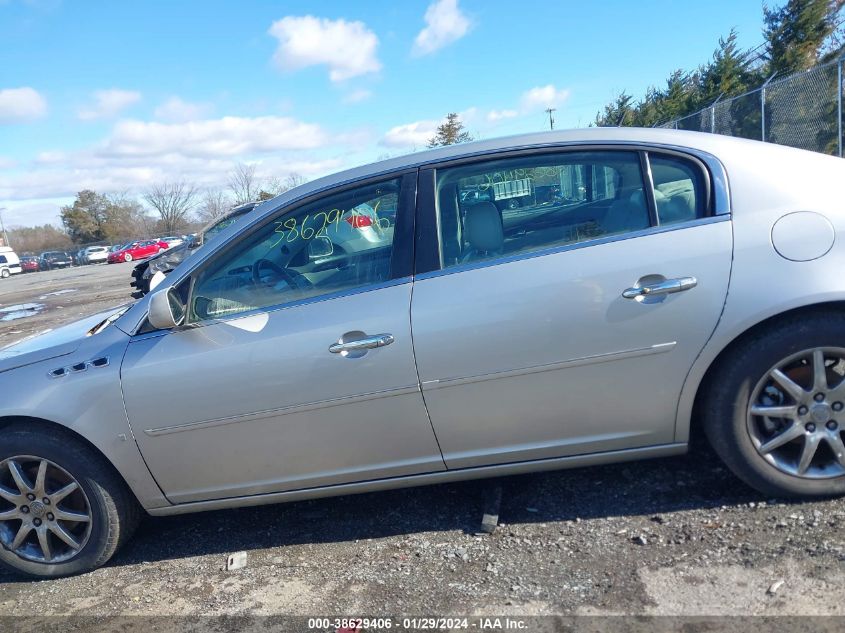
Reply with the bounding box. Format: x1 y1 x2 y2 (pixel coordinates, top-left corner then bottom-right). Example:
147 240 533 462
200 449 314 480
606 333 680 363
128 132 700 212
0 256 6 264
434 151 649 268
649 154 707 225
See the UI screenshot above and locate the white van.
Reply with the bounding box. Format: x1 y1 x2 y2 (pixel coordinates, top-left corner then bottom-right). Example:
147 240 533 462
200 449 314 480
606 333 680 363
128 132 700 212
0 246 22 278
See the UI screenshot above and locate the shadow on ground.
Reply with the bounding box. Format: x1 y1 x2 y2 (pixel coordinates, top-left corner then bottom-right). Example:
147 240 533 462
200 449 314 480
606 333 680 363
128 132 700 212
0 441 814 583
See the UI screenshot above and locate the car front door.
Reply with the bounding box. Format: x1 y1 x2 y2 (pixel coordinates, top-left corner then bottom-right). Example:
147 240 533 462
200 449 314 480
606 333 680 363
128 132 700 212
121 172 445 504
411 148 733 469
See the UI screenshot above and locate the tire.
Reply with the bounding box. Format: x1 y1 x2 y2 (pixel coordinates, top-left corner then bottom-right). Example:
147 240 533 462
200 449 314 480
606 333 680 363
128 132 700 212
123 253 133 262
702 310 845 498
0 424 141 578
0 269 9 278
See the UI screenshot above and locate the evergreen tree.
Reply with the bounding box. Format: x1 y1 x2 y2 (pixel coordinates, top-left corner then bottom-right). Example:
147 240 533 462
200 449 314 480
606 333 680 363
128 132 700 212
764 0 843 75
60 190 109 243
593 0 843 129
427 113 474 147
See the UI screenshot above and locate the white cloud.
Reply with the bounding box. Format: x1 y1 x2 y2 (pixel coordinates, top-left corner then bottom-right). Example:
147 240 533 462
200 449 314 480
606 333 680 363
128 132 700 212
0 156 17 169
343 88 372 104
78 89 141 120
0 154 346 205
0 200 66 228
154 97 212 122
35 150 66 164
412 0 471 57
99 116 328 158
380 119 439 149
487 109 518 122
268 15 381 82
0 87 47 123
520 84 570 112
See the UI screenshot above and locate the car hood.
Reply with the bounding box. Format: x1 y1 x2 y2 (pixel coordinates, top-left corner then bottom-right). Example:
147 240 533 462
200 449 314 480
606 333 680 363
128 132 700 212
0 305 130 372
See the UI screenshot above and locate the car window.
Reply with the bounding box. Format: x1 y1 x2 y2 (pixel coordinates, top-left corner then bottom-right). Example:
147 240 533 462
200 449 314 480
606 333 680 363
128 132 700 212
190 177 401 322
0 256 6 264
435 151 649 269
648 154 706 225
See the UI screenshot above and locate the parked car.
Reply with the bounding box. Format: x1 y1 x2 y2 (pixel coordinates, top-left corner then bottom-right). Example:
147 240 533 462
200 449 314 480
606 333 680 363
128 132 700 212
79 245 109 265
158 236 184 249
3 128 845 578
19 256 40 273
107 239 169 263
38 251 74 270
130 202 260 297
0 247 22 278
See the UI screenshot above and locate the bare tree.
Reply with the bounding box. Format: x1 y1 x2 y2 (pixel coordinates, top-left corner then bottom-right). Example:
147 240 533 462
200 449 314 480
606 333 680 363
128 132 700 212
228 162 259 205
283 172 306 190
144 181 198 235
104 191 156 241
260 172 308 199
197 188 232 224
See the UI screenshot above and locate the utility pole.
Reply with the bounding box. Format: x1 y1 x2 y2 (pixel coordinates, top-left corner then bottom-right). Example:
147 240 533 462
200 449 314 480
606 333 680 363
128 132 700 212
545 107 556 130
0 208 8 248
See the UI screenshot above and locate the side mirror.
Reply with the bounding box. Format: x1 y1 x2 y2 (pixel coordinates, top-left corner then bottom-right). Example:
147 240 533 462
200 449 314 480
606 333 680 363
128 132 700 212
148 288 185 330
308 236 334 259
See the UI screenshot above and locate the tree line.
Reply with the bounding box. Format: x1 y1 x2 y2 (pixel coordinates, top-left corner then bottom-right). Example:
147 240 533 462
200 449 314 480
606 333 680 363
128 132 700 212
594 0 844 128
7 164 306 254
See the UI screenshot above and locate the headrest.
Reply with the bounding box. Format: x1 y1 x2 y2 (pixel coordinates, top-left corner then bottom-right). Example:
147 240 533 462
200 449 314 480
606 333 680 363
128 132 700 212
464 202 504 253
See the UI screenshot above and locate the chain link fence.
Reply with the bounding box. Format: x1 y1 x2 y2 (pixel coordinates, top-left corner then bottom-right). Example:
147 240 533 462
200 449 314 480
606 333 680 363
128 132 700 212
661 58 844 157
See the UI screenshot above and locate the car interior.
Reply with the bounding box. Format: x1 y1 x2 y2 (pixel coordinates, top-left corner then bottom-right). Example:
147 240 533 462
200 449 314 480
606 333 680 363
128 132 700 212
189 180 400 321
436 152 702 268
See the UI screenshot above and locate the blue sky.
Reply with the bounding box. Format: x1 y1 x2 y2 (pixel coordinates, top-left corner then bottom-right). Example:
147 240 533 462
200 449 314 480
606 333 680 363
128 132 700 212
0 0 765 228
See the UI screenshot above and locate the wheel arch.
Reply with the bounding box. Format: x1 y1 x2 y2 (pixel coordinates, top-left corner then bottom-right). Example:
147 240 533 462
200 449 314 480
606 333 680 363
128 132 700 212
681 300 845 445
0 415 145 511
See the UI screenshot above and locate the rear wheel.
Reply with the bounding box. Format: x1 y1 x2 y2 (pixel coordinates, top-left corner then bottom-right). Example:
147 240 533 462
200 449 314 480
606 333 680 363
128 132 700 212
703 311 845 497
0 426 140 577
0 269 9 278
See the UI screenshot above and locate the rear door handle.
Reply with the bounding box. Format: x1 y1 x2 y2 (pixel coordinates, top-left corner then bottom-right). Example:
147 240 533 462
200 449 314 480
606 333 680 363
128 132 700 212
329 333 394 354
622 276 697 299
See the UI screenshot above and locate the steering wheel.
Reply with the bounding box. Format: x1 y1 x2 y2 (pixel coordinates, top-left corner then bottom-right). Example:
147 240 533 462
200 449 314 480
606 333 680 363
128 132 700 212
251 258 301 289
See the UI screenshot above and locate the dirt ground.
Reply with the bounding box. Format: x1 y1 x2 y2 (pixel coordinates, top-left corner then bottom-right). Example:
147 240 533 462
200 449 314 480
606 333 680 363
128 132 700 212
1 264 844 625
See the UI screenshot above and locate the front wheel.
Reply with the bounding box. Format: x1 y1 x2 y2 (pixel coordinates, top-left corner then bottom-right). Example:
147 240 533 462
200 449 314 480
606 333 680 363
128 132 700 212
0 269 9 278
702 311 845 498
123 253 133 262
0 425 140 577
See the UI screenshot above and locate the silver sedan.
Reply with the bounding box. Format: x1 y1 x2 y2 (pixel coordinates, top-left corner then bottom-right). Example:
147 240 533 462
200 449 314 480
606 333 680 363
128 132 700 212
1 127 844 577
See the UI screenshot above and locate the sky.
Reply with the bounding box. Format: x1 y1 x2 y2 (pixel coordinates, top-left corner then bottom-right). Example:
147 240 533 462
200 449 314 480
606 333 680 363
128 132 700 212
0 0 766 228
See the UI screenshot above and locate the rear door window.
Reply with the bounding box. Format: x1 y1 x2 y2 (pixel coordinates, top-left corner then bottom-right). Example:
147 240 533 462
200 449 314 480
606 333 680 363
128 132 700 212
434 151 650 269
648 154 707 225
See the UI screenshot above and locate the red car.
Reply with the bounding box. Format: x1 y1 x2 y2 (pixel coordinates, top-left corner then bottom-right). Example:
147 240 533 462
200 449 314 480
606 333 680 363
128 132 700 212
107 239 170 263
20 256 40 272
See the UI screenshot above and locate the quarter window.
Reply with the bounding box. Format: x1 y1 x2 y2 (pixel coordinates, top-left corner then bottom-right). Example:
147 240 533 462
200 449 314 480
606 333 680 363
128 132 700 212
435 151 650 268
190 178 402 322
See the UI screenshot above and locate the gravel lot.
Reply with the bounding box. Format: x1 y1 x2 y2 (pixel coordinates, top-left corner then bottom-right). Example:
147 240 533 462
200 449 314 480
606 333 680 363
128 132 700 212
1 264 844 622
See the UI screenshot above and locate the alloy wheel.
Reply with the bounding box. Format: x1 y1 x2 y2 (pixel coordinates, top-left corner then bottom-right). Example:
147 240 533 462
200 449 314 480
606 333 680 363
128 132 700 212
747 347 845 479
0 456 92 563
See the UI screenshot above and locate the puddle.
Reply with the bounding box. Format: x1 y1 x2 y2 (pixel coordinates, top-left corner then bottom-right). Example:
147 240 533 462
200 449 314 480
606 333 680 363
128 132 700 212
38 289 78 300
0 303 45 322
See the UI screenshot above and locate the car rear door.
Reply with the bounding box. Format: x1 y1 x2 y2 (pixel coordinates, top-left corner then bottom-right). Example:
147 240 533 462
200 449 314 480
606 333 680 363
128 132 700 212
121 172 446 504
410 146 732 469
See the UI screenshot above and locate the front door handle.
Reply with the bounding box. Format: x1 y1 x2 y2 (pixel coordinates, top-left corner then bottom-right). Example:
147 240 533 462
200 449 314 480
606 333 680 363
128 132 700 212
329 333 394 354
622 276 697 299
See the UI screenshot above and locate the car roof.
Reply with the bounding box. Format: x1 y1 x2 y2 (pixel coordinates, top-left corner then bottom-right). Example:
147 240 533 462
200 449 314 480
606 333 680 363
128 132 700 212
284 128 750 194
